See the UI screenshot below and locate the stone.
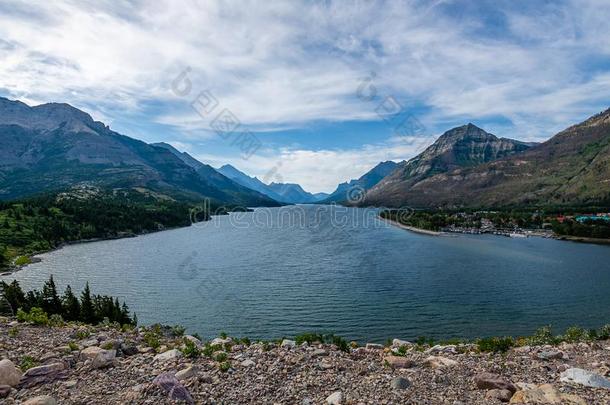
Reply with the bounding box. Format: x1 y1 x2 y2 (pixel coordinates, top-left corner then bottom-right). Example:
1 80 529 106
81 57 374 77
318 360 333 370
210 337 232 346
391 376 411 390
153 349 182 362
81 338 99 347
312 349 328 357
559 368 610 390
22 362 65 377
0 384 12 398
175 366 197 380
366 343 384 350
281 339 296 349
22 396 57 405
485 389 512 402
0 359 22 387
64 380 77 389
184 335 202 346
392 339 411 348
474 373 517 394
384 355 415 369
79 346 103 361
535 350 564 361
326 391 343 405
510 383 587 405
120 343 139 356
153 372 194 404
91 349 116 369
240 359 255 367
425 344 458 355
423 356 458 369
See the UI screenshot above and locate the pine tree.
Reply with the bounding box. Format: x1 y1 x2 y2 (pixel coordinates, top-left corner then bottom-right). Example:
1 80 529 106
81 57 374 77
80 282 96 324
0 280 26 314
62 285 81 321
41 275 63 315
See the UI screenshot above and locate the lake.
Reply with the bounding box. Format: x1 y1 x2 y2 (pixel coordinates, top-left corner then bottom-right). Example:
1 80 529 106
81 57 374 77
3 205 610 343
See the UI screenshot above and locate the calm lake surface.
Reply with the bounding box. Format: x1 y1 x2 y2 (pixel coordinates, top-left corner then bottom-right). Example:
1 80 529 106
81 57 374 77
4 205 610 343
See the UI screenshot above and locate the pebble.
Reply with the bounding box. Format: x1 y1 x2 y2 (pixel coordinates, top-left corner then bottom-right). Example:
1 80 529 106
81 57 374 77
326 391 343 404
391 376 411 390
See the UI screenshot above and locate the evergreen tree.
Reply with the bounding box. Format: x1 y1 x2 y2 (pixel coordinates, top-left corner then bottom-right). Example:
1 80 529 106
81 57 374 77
80 282 96 324
0 247 8 268
0 280 26 314
62 285 80 321
41 275 63 315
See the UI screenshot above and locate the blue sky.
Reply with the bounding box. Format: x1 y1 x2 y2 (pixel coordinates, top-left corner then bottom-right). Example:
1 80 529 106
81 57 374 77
1 0 610 192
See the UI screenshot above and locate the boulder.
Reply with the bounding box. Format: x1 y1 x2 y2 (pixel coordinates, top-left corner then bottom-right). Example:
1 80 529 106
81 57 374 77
425 344 458 355
210 337 232 346
534 351 564 361
559 368 610 390
392 339 411 348
0 359 22 387
474 373 517 394
153 372 194 404
91 349 116 369
384 355 415 369
366 343 384 350
153 349 182 362
510 383 587 404
120 343 139 356
312 349 328 357
391 376 411 390
23 396 57 405
184 335 202 347
175 366 197 380
0 384 12 399
326 391 343 405
485 389 512 403
79 346 103 361
240 359 255 367
423 356 458 369
281 339 296 349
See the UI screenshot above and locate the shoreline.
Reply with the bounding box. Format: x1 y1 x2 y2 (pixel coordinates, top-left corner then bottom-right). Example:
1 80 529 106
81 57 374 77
380 216 444 236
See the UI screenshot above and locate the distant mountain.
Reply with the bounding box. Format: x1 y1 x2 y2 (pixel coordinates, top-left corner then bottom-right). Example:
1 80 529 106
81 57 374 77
364 114 610 208
0 97 279 206
217 164 326 204
321 161 399 203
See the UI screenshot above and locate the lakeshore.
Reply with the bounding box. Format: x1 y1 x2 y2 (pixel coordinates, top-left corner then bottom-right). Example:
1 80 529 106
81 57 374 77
380 216 444 236
1 319 610 404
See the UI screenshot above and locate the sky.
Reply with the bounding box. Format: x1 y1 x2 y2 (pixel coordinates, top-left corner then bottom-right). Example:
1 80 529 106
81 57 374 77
1 0 610 193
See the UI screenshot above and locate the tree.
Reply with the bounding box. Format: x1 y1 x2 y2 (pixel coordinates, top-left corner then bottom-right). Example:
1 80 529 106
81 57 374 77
0 280 26 314
80 282 96 324
62 285 80 321
41 275 63 315
0 247 8 268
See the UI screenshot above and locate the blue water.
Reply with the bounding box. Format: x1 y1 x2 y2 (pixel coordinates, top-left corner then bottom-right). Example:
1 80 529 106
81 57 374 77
3 205 610 343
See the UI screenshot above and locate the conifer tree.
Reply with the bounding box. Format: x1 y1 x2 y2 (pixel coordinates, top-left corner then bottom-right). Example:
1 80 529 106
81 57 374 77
62 285 81 321
80 282 96 324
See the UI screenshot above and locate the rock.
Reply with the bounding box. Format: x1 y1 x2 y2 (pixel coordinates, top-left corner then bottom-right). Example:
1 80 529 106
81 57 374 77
153 372 194 404
425 344 458 355
535 350 564 361
392 339 411 348
510 383 587 404
175 366 197 380
210 337 232 346
137 345 153 354
391 376 411 390
326 391 343 405
318 360 333 370
281 339 296 349
312 349 328 357
120 342 139 356
240 359 255 367
474 373 517 394
366 343 383 350
91 349 116 369
184 335 202 346
64 380 77 389
384 355 415 369
559 368 610 390
423 356 458 369
485 389 512 402
22 395 57 405
81 338 99 347
153 349 182 362
0 384 12 398
79 346 103 361
0 359 22 387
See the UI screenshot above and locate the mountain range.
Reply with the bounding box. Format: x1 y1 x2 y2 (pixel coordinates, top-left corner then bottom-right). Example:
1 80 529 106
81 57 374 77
363 110 610 208
217 164 329 204
0 98 278 206
320 161 399 204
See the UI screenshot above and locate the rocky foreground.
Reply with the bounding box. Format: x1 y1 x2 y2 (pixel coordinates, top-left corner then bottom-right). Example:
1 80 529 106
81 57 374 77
1 319 610 404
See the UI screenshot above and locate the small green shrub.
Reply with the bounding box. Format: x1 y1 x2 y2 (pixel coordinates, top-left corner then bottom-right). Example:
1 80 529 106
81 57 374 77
415 336 434 346
295 333 324 345
101 342 115 350
68 342 79 351
218 361 231 372
181 338 200 359
49 314 64 327
220 331 228 339
327 334 350 353
8 327 19 338
598 324 610 340
239 337 251 346
20 356 38 371
16 307 49 325
214 352 228 362
562 326 587 343
396 345 408 356
262 342 271 352
477 336 515 353
172 325 186 337
143 330 161 349
14 256 32 266
527 326 557 346
75 329 91 340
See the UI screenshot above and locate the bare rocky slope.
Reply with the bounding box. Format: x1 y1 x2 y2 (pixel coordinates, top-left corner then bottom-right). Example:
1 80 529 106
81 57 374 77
1 319 609 404
364 110 610 208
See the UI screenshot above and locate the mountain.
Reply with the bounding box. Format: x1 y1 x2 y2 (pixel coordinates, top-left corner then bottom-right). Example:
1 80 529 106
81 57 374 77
217 164 327 204
321 161 399 203
364 113 610 208
0 97 279 206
